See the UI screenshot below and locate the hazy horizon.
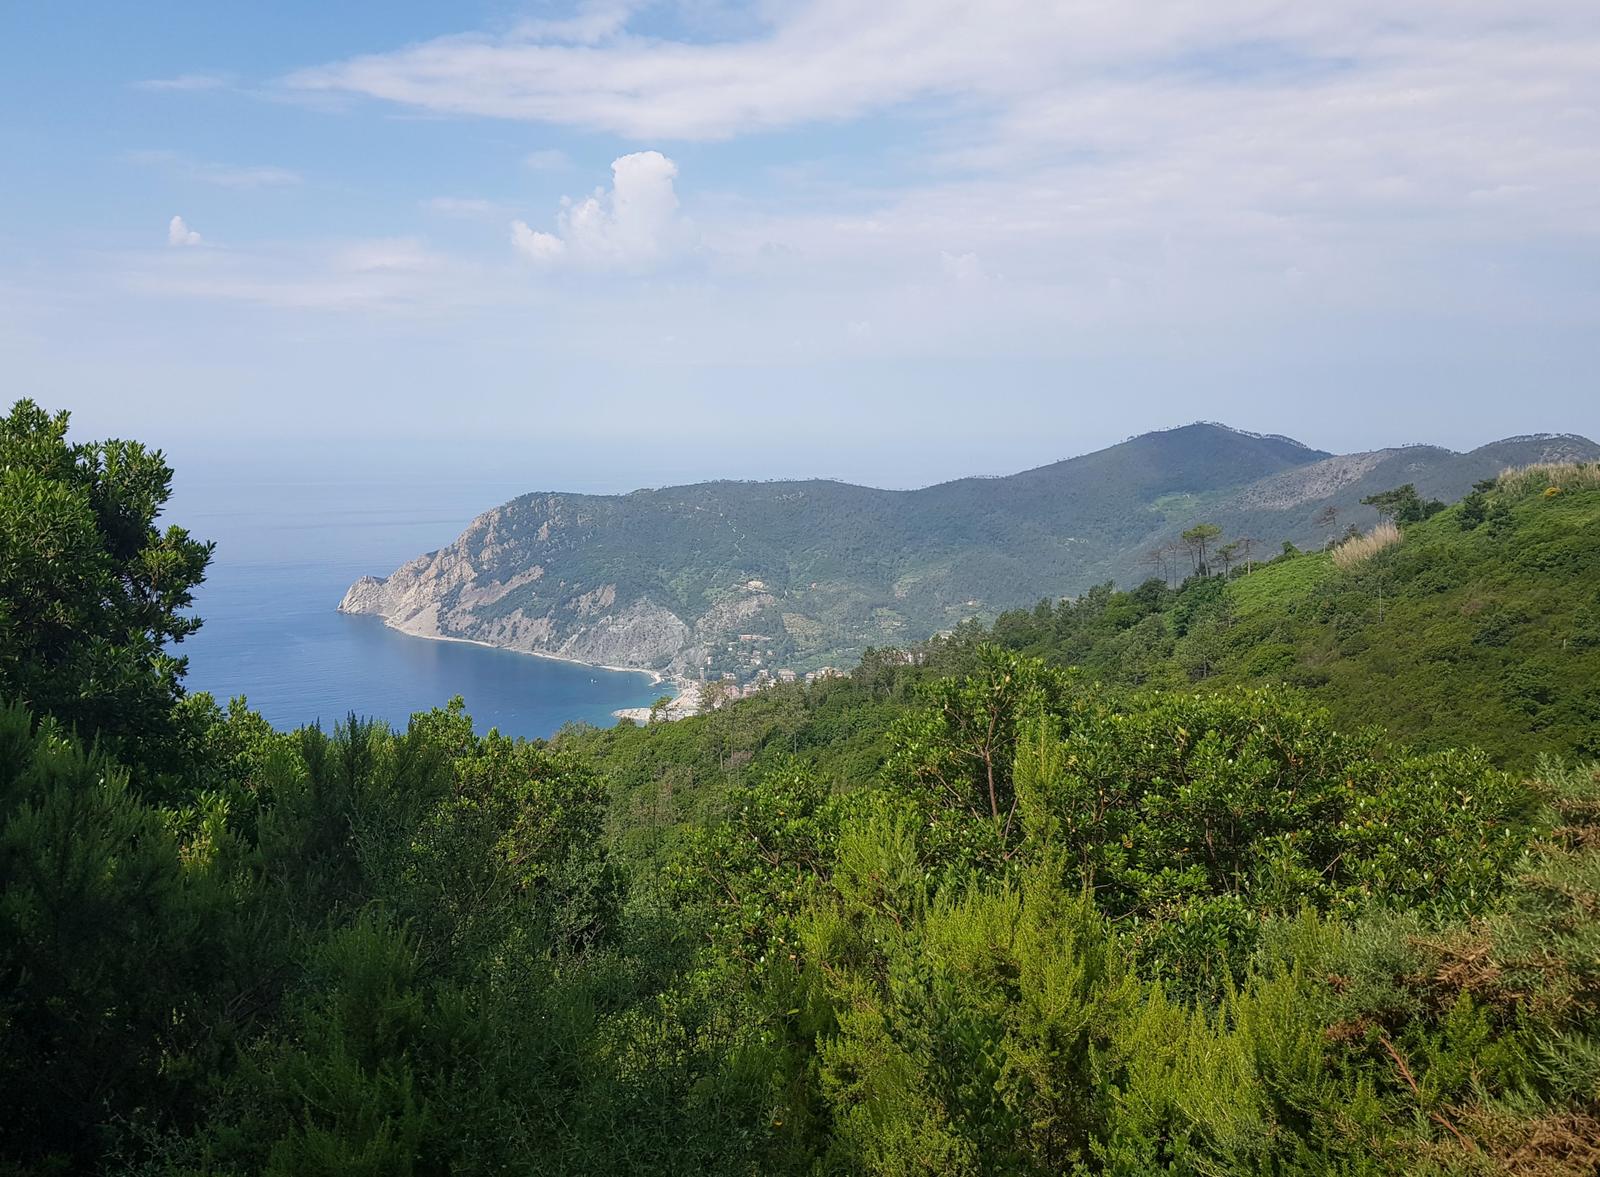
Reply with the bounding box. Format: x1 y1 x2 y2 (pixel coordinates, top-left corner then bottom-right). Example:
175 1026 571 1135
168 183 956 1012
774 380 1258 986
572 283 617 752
156 418 1599 511
6 2 1598 464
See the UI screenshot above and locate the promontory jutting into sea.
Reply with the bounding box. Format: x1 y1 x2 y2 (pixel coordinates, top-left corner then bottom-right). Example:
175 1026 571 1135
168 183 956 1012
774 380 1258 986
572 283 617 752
7 1 1600 1171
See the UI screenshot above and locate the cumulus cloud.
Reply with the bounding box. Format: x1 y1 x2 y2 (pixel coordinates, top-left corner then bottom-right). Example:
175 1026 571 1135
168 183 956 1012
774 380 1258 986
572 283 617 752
282 1 1600 316
511 151 692 271
105 0 1600 384
167 215 202 247
510 221 566 265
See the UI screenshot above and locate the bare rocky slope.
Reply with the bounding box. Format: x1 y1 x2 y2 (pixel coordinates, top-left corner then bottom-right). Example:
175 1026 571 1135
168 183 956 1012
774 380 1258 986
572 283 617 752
339 424 1598 677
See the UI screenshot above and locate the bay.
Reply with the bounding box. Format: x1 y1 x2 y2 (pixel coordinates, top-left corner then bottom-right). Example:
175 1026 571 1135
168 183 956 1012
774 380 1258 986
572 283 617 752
169 472 663 740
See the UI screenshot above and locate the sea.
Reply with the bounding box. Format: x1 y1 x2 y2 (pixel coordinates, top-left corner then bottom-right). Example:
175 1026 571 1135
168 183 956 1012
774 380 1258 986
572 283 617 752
168 470 664 740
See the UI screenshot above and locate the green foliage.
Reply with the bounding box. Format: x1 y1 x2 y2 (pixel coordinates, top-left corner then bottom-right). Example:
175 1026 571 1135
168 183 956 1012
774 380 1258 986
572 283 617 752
885 647 1071 858
0 702 231 1167
0 400 213 780
1362 483 1446 524
361 424 1337 675
671 765 839 966
6 412 1600 1175
982 479 1600 765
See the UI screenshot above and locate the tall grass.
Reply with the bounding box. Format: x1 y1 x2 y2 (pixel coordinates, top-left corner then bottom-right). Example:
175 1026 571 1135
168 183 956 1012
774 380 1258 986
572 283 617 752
1332 521 1401 571
1495 461 1600 498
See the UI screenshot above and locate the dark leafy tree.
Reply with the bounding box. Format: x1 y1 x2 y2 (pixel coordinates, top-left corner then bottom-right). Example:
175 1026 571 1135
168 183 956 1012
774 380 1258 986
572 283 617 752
1361 483 1446 525
0 399 212 776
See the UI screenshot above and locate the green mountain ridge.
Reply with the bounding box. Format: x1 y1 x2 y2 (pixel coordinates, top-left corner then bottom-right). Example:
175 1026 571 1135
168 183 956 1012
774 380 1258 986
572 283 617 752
339 423 1598 677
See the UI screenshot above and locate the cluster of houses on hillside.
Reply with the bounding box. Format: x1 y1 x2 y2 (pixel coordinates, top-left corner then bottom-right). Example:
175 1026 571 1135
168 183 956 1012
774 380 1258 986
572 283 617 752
704 664 844 702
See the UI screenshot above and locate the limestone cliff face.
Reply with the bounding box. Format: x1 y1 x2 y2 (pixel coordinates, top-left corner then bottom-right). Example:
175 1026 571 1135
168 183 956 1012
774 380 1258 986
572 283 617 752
337 499 710 672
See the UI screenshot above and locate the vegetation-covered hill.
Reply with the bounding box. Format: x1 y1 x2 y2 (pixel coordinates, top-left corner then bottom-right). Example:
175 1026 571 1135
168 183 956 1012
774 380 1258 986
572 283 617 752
8 399 1600 1175
976 462 1600 765
340 422 1598 679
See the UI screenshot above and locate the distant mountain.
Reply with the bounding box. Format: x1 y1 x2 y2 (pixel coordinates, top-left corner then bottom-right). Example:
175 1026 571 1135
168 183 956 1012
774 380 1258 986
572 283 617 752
339 424 1598 678
1127 433 1600 579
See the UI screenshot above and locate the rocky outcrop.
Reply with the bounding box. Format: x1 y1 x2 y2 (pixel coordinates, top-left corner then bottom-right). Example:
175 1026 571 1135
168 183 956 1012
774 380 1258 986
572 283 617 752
337 501 710 672
1234 451 1393 511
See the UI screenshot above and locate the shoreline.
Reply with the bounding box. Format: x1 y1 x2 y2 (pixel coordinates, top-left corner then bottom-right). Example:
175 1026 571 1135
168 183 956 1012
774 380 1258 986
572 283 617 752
346 611 669 686
341 609 704 724
611 677 703 724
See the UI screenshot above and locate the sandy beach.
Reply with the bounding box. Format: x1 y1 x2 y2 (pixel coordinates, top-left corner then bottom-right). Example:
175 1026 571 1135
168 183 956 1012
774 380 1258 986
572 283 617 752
612 677 704 724
361 616 668 684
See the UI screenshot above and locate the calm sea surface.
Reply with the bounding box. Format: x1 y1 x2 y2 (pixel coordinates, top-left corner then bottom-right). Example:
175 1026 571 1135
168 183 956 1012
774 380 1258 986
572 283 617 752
170 474 663 739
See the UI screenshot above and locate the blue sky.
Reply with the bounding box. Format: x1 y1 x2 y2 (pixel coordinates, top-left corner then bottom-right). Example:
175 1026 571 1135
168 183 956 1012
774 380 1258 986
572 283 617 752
3 1 1598 490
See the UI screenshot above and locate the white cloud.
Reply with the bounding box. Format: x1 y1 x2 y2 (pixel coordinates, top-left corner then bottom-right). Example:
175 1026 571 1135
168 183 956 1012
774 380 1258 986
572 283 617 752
89 0 1600 396
511 151 692 271
285 3 1600 143
280 1 1600 322
168 215 202 247
510 220 566 265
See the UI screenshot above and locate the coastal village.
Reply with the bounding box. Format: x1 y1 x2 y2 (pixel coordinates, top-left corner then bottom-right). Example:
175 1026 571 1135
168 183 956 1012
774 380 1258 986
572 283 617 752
613 662 844 724
712 660 845 699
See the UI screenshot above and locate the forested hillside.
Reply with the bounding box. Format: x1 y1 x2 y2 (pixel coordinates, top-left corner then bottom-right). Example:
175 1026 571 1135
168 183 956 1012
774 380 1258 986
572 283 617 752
5 400 1600 1175
977 464 1600 765
341 423 1599 680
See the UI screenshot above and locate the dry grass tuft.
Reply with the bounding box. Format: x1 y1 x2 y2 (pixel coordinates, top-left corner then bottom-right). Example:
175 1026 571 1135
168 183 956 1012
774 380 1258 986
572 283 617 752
1460 1108 1600 1177
1331 521 1401 570
1496 461 1600 498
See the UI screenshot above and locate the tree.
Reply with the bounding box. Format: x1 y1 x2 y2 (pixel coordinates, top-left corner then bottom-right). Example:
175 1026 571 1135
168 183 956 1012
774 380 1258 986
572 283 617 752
1361 483 1445 525
1180 523 1222 577
1316 504 1341 548
1215 541 1241 577
0 400 212 774
0 703 225 1167
887 647 1065 852
699 678 734 711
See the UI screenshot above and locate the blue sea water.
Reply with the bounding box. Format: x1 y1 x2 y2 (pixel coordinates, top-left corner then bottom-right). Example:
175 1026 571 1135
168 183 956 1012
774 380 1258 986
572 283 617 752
170 473 664 740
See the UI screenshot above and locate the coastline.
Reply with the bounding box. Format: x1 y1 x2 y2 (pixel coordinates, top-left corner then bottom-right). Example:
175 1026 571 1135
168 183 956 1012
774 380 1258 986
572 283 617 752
340 610 704 724
611 677 703 724
346 612 668 685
